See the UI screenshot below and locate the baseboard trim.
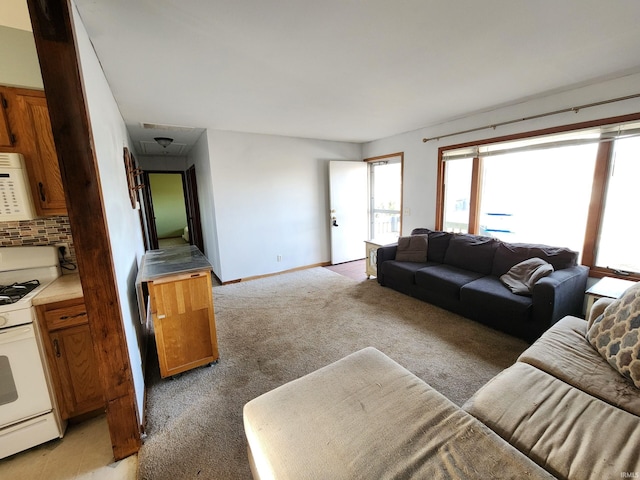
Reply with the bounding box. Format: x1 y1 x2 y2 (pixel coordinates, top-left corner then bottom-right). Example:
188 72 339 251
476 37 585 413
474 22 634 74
220 262 331 285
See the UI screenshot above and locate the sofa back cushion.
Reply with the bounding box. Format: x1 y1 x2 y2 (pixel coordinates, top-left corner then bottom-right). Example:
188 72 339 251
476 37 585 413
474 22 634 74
395 235 429 262
491 242 578 277
411 228 452 263
443 234 498 275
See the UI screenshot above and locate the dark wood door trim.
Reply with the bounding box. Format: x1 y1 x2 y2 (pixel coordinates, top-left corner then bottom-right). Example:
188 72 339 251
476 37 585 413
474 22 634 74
185 165 205 254
141 171 159 250
27 0 141 460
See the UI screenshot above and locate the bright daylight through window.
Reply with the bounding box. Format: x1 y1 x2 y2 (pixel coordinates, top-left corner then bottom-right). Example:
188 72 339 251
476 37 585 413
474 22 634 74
369 155 402 244
439 119 640 277
596 135 640 273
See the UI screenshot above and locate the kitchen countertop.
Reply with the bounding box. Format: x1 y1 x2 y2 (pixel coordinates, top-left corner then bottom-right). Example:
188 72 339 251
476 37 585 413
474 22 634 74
137 245 213 281
33 273 83 305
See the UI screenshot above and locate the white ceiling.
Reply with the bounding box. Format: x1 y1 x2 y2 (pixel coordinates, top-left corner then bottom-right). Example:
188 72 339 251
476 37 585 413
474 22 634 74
14 1 640 152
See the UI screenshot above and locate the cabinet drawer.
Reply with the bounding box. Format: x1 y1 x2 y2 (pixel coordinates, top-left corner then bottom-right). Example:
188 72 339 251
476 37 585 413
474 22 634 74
45 303 88 330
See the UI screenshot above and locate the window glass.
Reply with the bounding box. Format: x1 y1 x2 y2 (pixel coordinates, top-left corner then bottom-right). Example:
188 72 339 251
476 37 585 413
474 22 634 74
443 158 472 233
479 144 597 254
595 136 640 273
370 161 401 242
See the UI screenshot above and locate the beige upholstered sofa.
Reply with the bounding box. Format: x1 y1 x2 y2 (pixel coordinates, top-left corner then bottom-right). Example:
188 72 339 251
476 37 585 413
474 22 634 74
243 295 640 479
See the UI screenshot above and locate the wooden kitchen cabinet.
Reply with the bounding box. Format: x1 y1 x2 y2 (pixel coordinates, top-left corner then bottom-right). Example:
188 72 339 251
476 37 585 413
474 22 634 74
36 297 105 420
0 91 14 147
138 245 219 379
0 85 67 216
148 269 219 378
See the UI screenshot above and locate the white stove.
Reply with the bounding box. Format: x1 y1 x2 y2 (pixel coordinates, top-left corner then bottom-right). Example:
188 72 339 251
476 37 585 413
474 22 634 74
0 246 64 459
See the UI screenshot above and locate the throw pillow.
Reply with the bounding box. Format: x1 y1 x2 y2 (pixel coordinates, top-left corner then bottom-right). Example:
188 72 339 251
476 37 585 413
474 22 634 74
499 257 554 295
587 282 640 389
395 235 429 262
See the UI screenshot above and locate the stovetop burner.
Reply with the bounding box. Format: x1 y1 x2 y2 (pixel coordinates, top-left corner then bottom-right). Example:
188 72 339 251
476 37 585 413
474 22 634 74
0 279 40 305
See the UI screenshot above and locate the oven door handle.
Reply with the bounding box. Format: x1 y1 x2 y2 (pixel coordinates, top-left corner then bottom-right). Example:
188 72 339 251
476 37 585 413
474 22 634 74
0 326 34 344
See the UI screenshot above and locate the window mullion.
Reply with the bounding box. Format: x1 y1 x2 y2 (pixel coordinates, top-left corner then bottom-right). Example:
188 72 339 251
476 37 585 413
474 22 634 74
468 157 483 234
582 140 613 268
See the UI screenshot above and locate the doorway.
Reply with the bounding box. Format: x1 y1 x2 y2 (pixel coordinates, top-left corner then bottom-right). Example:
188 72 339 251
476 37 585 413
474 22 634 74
141 169 205 253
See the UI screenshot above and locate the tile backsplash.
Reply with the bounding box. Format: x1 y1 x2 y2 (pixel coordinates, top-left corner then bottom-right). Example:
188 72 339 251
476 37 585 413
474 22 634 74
0 216 78 273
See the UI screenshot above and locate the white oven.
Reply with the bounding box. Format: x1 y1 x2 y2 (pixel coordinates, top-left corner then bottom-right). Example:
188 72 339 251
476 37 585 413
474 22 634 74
0 246 64 459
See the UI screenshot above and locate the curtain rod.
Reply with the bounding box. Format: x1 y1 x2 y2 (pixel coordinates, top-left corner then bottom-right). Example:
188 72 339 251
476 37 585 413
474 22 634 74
422 93 640 143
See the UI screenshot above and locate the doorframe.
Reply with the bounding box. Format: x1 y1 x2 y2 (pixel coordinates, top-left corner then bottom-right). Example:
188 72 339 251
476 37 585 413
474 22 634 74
141 169 205 253
185 165 205 254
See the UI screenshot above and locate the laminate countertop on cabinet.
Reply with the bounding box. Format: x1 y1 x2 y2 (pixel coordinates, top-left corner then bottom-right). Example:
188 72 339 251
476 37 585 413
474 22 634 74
33 273 84 305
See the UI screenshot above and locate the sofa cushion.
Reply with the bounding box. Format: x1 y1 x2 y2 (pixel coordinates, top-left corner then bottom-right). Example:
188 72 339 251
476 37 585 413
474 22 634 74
587 282 640 389
444 234 498 275
500 257 554 295
460 276 532 320
463 362 640 480
415 265 485 300
381 260 436 294
519 316 640 416
491 242 578 277
244 347 555 480
411 228 452 263
395 234 429 262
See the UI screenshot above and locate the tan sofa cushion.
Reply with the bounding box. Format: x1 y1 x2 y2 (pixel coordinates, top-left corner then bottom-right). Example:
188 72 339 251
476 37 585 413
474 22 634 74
518 316 640 416
463 362 640 480
243 347 554 480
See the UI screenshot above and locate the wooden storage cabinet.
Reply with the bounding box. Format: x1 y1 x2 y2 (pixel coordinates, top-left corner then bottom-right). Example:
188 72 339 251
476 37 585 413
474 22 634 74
37 297 105 420
148 270 219 378
0 85 67 216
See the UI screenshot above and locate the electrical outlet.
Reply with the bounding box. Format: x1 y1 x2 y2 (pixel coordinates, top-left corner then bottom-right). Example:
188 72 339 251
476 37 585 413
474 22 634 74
277 255 282 262
55 242 69 259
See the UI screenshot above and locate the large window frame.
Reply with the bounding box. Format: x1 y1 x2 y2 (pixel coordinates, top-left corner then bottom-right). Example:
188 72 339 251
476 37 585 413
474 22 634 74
436 112 640 281
365 152 404 242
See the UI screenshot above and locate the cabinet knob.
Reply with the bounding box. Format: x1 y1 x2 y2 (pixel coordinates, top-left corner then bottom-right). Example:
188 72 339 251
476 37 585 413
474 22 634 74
53 339 61 357
38 182 46 202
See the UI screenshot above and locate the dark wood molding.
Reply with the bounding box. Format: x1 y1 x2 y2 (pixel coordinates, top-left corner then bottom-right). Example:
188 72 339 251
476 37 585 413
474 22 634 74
468 157 483 234
27 0 141 460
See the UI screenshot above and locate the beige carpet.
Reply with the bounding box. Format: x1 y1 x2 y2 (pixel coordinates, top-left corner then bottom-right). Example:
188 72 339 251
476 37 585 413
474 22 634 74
137 267 528 479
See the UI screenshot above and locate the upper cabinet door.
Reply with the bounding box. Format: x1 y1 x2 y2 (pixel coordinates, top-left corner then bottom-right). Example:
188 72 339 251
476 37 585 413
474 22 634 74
13 89 67 216
0 93 14 148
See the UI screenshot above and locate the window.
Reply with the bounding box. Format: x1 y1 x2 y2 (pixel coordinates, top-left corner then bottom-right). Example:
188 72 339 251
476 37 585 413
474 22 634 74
595 135 640 273
437 116 640 279
478 143 597 255
442 157 472 233
367 153 403 243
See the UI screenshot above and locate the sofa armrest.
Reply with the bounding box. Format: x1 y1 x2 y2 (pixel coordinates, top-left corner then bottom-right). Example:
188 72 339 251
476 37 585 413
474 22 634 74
587 297 615 329
532 265 589 328
376 244 397 285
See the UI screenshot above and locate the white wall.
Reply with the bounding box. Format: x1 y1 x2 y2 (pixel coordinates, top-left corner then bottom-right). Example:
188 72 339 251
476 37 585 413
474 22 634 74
137 155 188 171
72 4 146 423
187 131 221 271
363 73 640 234
0 25 42 88
203 130 362 282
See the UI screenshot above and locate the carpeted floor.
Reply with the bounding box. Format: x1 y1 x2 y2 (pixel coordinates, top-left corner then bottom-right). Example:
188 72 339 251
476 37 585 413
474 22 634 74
137 267 529 479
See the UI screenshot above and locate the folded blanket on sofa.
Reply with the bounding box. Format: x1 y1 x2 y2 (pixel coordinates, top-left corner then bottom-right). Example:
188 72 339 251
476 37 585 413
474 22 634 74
500 257 554 295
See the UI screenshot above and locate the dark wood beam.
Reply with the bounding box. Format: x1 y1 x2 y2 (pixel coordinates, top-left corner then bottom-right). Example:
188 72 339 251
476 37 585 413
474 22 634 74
26 0 141 460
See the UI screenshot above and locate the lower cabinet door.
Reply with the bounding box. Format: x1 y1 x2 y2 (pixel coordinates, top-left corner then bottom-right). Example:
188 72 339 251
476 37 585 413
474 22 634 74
50 324 104 419
150 271 219 378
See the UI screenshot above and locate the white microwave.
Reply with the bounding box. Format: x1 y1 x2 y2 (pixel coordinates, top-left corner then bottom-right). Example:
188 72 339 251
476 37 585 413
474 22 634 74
0 153 36 221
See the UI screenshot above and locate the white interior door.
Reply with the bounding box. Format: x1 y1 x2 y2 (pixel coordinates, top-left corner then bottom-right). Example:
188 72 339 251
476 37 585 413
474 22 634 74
329 161 368 264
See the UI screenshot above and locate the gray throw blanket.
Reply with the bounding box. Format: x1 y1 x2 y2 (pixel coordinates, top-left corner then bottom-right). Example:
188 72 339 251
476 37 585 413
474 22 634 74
500 257 554 295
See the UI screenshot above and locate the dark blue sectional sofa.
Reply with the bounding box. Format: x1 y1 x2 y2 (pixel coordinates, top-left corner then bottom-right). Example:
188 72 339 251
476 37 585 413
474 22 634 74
376 229 589 342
